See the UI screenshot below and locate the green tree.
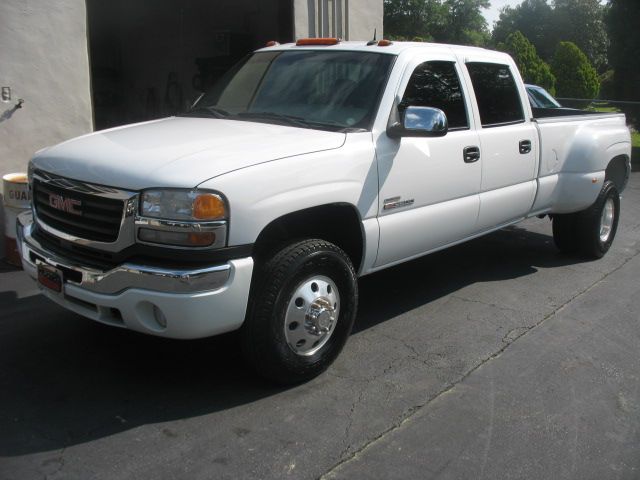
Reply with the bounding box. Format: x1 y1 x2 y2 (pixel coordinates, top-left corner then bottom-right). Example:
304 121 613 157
598 69 615 100
384 0 447 41
553 0 608 70
606 0 640 101
551 42 600 98
440 0 490 46
497 31 556 94
492 0 555 59
492 0 608 70
384 0 490 46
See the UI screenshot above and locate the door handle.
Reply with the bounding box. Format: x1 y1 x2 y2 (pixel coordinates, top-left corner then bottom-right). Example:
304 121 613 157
519 140 532 154
463 146 480 163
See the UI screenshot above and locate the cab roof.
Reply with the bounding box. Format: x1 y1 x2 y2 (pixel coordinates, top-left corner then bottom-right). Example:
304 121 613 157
256 40 511 62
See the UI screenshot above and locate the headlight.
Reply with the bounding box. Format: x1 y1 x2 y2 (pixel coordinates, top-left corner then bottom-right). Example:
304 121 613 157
137 189 227 248
141 190 226 221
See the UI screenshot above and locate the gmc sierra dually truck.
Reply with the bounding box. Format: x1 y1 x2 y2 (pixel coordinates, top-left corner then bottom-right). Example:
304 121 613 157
17 39 631 383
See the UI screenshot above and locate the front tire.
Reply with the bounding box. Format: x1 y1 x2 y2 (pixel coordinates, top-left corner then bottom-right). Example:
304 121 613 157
241 239 358 384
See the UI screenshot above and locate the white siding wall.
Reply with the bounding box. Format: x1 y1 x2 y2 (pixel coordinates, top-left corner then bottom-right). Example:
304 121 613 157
0 0 93 176
345 0 383 41
293 0 383 41
0 0 92 258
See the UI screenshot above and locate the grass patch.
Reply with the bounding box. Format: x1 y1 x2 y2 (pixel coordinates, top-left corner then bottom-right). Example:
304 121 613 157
587 105 620 113
632 131 640 148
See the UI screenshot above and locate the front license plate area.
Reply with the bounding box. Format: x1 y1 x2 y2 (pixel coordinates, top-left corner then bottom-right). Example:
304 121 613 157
37 263 63 294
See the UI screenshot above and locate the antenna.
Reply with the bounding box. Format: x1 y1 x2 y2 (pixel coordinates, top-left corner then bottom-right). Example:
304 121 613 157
366 28 377 46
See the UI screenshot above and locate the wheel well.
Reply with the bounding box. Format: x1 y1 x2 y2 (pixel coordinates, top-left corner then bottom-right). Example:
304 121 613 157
253 204 364 271
605 155 630 193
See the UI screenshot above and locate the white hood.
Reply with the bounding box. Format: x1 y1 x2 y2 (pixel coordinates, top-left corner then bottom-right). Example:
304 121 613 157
32 117 346 191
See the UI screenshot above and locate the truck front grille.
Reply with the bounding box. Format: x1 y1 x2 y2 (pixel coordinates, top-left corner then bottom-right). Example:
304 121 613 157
33 178 125 243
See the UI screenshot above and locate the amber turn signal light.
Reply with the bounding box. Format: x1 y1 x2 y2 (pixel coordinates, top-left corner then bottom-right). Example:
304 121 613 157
138 229 216 247
193 194 226 220
188 232 216 246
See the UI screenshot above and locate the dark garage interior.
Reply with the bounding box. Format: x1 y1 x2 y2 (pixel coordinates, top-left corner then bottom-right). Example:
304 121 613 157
86 0 294 130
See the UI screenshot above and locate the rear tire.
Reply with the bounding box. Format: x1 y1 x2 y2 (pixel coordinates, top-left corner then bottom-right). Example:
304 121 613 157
575 180 620 259
241 239 358 384
552 180 620 259
552 214 578 253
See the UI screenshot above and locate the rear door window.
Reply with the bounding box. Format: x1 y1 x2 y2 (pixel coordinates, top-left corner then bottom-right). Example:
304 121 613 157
466 63 524 127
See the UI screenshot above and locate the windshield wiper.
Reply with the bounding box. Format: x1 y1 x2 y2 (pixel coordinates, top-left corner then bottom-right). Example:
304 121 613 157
183 106 230 119
236 111 314 129
237 112 349 132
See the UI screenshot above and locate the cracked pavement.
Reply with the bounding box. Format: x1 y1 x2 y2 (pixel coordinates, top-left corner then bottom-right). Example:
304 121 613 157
2 173 640 479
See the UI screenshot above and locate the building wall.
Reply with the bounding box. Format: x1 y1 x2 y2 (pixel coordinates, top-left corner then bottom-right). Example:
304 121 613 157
0 0 92 258
0 0 93 176
293 0 383 40
345 0 384 41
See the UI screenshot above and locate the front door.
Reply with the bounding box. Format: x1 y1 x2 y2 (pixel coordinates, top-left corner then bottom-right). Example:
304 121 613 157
375 56 481 267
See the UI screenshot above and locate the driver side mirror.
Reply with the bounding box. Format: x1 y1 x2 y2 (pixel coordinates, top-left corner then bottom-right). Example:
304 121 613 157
387 106 448 139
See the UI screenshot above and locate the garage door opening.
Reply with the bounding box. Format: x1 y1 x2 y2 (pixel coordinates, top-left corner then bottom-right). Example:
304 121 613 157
86 0 293 130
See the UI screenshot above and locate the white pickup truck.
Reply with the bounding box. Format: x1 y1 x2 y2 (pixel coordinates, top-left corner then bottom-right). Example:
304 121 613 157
18 40 631 383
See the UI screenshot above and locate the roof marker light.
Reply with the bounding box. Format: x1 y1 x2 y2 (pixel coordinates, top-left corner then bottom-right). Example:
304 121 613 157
266 41 280 47
377 39 393 47
296 37 340 46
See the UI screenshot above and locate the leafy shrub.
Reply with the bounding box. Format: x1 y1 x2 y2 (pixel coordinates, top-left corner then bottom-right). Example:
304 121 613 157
551 41 599 99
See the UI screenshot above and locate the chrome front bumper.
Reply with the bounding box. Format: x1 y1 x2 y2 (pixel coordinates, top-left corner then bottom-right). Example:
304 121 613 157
17 211 231 295
16 210 254 339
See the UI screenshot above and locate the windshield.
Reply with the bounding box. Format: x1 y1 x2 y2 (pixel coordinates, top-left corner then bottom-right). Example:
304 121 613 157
527 86 562 108
187 50 395 132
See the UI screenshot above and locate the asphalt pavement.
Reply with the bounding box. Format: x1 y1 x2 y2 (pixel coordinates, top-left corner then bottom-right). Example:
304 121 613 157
1 173 640 480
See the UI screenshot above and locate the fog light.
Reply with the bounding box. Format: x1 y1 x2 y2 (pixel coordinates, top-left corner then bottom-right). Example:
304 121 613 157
138 228 215 247
153 305 167 329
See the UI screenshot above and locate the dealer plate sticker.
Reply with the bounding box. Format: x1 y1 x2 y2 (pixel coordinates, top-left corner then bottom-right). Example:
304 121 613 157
37 263 63 294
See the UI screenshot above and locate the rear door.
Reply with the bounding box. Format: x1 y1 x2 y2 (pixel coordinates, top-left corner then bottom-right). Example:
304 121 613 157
464 62 538 230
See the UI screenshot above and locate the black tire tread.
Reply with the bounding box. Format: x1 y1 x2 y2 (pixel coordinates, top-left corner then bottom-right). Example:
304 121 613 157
552 214 578 253
574 180 619 259
241 238 357 384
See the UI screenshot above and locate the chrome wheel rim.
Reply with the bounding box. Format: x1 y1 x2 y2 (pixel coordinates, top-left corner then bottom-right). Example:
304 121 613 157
599 197 615 243
284 275 340 356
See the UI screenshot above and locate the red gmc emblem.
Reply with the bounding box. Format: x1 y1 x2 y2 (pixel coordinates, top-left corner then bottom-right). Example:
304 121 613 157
48 194 82 216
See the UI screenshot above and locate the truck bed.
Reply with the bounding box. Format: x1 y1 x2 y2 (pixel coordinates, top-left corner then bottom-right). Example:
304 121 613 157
530 111 630 215
531 107 603 119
